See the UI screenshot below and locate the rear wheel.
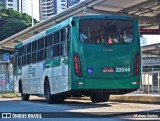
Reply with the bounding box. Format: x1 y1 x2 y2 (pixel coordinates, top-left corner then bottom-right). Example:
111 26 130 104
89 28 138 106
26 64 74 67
90 92 110 103
44 80 53 104
44 79 65 104
20 82 30 101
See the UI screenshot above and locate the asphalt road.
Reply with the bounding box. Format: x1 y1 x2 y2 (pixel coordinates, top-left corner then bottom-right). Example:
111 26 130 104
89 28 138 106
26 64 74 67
0 96 160 121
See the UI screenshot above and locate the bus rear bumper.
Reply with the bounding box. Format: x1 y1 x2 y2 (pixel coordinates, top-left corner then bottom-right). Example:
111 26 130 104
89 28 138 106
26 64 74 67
71 76 141 91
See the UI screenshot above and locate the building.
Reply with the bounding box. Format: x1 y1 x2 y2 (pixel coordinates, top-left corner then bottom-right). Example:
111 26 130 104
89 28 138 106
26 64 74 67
40 0 84 21
55 0 67 15
18 0 28 13
0 0 5 5
18 0 40 21
40 0 68 21
6 0 18 10
40 0 54 21
68 0 84 8
0 0 5 9
0 0 18 10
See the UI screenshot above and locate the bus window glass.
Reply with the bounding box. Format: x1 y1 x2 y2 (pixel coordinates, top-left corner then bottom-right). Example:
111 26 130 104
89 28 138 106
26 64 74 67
38 37 44 50
18 57 21 66
53 44 60 57
37 50 44 61
46 46 52 59
18 47 22 56
62 42 67 56
32 52 36 63
45 34 53 47
22 55 26 65
27 54 31 64
61 26 69 56
24 45 27 55
61 29 65 42
66 26 69 40
54 31 60 44
27 43 31 53
32 40 37 52
80 19 133 44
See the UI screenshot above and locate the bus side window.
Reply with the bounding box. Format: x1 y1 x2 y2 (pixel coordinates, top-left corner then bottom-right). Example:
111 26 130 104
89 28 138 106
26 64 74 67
45 34 53 59
37 37 45 62
18 47 22 67
54 31 59 44
27 43 31 64
31 40 37 63
22 45 27 66
53 31 61 57
61 26 69 56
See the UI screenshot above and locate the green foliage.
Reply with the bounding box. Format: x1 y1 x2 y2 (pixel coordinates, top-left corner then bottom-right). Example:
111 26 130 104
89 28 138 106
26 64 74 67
0 8 39 41
0 1 5 10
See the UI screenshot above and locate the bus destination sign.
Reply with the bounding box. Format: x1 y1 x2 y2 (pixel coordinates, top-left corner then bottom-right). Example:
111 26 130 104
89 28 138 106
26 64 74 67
140 29 160 35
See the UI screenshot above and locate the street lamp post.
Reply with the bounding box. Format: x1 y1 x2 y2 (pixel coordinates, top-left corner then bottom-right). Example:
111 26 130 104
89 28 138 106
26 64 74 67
30 0 34 26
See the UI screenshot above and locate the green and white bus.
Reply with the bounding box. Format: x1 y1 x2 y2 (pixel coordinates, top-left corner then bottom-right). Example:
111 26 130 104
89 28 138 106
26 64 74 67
14 15 141 104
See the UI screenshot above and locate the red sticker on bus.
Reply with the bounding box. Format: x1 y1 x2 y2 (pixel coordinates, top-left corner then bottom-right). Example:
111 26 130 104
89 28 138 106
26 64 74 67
102 68 114 73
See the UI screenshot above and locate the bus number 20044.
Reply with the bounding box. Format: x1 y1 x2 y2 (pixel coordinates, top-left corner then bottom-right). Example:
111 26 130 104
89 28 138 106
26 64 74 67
116 67 130 72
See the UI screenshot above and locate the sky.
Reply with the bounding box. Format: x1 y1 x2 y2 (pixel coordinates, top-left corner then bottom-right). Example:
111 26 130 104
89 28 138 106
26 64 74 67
27 0 39 21
143 35 160 45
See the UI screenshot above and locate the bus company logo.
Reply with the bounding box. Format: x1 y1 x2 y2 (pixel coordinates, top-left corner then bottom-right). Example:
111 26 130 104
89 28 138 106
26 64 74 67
87 67 93 74
28 66 36 77
102 68 114 73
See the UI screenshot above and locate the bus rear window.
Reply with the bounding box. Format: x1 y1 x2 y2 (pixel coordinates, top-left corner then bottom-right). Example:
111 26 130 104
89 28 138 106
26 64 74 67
80 19 133 44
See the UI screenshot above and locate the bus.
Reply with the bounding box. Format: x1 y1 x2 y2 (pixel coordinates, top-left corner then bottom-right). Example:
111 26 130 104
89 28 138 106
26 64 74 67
13 15 141 104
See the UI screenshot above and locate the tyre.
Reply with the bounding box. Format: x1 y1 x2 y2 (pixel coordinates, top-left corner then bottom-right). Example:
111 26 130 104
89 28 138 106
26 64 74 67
44 79 65 104
20 83 30 101
90 92 110 103
44 80 53 104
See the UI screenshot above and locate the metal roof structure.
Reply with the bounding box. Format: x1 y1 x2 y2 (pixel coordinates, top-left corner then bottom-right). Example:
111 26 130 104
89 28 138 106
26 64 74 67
0 0 160 51
141 43 160 55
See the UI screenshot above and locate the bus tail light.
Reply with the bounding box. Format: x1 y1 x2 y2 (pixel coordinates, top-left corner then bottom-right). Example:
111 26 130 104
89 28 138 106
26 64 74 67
74 53 82 77
134 53 140 76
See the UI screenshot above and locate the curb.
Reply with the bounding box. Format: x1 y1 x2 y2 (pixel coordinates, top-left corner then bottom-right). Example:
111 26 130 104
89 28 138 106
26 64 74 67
0 93 20 99
109 95 160 104
71 95 160 104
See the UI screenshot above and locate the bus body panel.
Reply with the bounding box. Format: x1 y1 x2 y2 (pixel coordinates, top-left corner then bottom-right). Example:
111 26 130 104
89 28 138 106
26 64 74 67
71 76 140 90
77 43 136 78
44 57 70 94
14 19 72 95
70 16 141 92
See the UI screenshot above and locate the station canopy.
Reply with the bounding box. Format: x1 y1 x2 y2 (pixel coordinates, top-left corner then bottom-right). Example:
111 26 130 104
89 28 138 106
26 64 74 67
0 0 160 51
141 43 160 56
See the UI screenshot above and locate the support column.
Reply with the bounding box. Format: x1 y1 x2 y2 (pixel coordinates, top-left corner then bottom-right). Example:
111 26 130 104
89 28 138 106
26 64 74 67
148 73 150 94
158 72 160 95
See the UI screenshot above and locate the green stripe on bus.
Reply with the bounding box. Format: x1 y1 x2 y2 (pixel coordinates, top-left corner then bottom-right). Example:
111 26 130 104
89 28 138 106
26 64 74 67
45 58 61 68
15 43 23 48
45 57 68 69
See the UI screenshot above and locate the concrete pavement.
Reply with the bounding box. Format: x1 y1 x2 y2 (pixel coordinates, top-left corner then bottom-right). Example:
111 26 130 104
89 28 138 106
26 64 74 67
1 93 160 104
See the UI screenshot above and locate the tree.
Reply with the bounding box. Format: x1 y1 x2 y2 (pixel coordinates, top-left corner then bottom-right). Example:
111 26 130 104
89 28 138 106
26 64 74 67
0 1 5 10
0 8 39 41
